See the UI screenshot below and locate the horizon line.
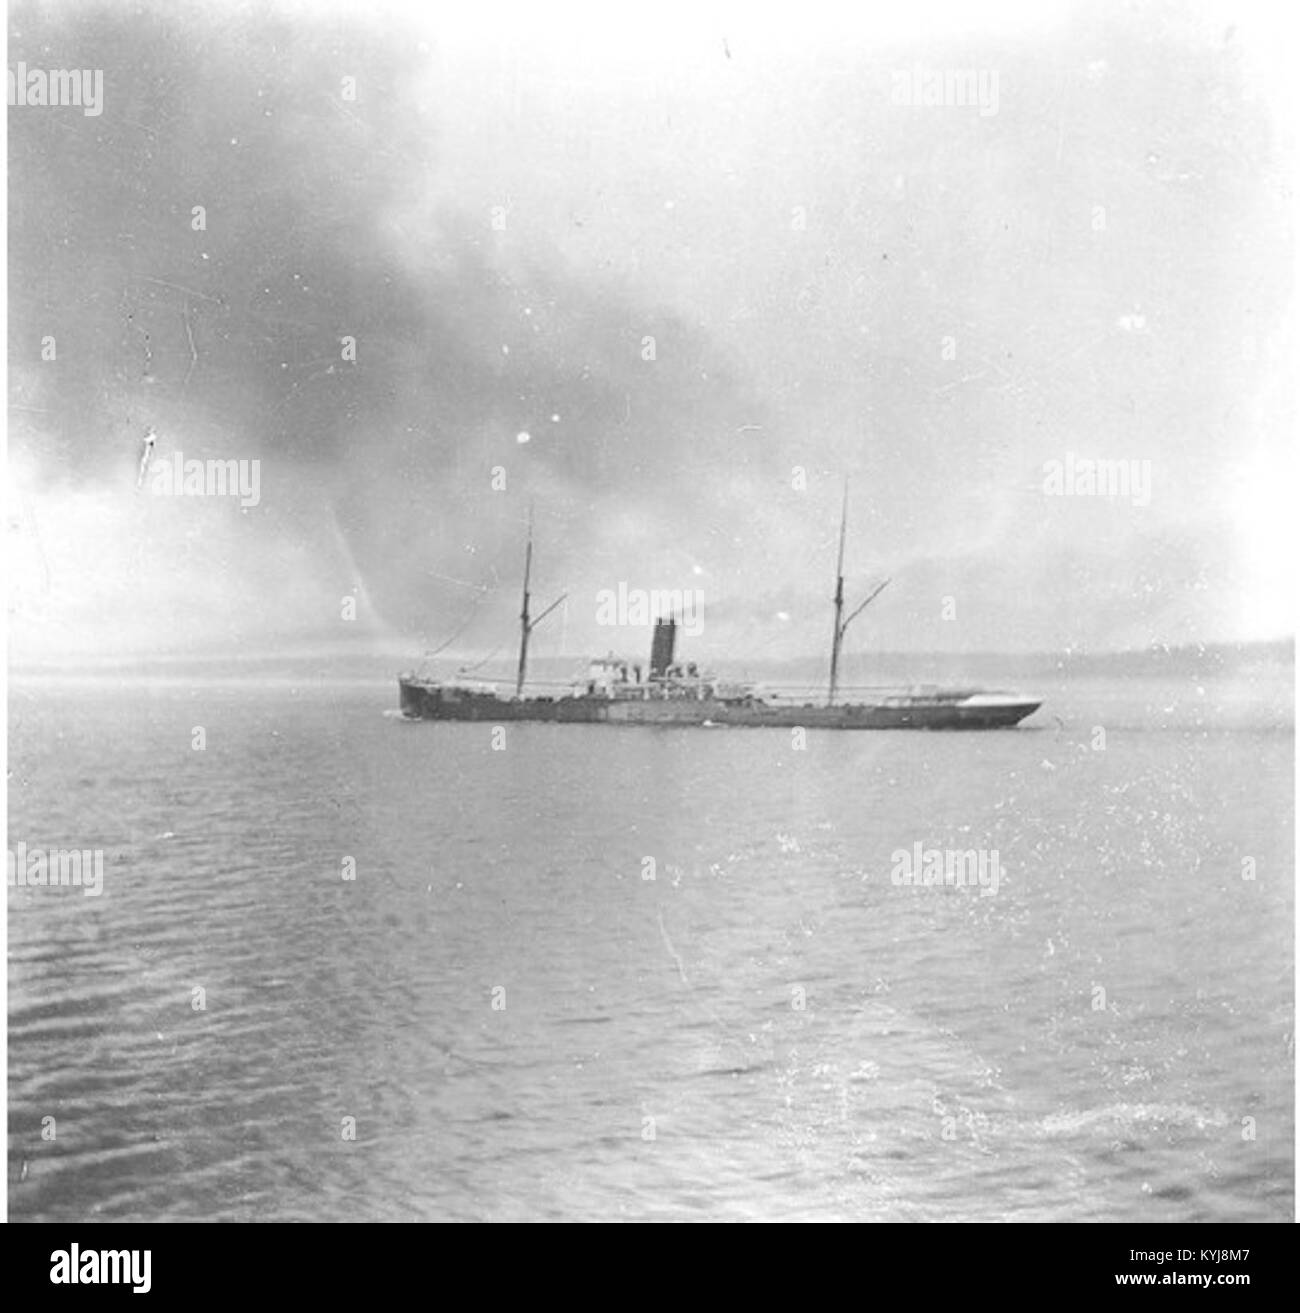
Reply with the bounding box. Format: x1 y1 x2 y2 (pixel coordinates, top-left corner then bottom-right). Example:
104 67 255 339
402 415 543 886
9 635 1295 673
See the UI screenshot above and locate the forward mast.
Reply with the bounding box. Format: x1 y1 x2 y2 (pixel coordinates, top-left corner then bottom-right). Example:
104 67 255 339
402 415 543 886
515 504 566 696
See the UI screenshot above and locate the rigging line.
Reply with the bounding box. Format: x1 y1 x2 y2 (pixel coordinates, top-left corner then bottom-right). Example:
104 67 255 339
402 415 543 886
422 598 488 659
457 641 506 674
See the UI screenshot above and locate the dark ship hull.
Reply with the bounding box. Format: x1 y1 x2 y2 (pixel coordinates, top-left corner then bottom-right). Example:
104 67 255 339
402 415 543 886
398 678 1041 730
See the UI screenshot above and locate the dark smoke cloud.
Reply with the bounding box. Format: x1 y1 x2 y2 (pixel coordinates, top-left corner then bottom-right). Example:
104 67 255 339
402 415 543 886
8 1 1293 662
10 0 792 657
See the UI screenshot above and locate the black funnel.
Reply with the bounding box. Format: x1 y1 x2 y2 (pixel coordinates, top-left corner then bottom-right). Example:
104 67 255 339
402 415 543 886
650 617 677 677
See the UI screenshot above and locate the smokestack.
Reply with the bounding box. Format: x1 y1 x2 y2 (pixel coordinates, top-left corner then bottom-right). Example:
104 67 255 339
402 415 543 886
649 617 677 677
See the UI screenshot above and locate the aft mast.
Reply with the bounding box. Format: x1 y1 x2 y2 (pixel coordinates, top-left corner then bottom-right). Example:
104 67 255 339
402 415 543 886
516 505 534 695
827 479 890 707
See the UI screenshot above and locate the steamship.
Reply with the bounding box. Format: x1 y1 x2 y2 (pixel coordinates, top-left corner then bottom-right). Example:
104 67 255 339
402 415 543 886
397 498 1042 730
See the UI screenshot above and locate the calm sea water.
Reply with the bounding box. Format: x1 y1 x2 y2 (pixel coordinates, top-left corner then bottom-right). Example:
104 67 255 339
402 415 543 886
7 670 1294 1221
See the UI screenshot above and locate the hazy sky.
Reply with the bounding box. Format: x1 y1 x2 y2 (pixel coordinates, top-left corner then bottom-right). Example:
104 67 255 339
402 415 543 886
8 0 1294 666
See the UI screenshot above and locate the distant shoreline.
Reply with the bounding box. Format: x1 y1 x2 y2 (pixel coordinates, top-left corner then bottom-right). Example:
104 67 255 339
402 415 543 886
9 638 1294 684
